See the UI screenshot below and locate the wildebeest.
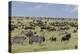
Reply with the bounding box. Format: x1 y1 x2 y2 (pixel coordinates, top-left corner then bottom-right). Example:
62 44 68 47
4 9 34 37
59 26 69 30
73 28 77 33
50 22 66 26
47 26 56 31
69 22 78 27
40 25 48 30
61 32 71 41
24 26 35 30
40 25 56 31
11 36 26 44
29 22 36 27
73 29 77 32
28 35 45 44
75 45 78 49
35 20 44 27
34 32 37 34
49 37 56 41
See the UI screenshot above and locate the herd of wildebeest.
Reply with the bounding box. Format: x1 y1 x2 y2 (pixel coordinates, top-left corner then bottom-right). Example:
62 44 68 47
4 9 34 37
9 16 78 52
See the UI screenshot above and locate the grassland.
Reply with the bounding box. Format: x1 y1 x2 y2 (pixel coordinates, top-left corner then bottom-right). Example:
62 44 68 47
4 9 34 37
9 16 78 53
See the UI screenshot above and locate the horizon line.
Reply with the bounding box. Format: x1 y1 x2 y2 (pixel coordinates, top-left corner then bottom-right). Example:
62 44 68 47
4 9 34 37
10 16 78 19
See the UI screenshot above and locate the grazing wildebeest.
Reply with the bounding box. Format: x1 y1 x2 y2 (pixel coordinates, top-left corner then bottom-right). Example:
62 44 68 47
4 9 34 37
61 36 69 41
11 36 26 44
49 37 56 41
28 35 45 44
61 32 71 41
47 26 56 31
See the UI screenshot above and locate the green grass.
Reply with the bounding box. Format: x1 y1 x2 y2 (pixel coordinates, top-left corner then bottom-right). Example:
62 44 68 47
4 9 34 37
10 17 78 53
